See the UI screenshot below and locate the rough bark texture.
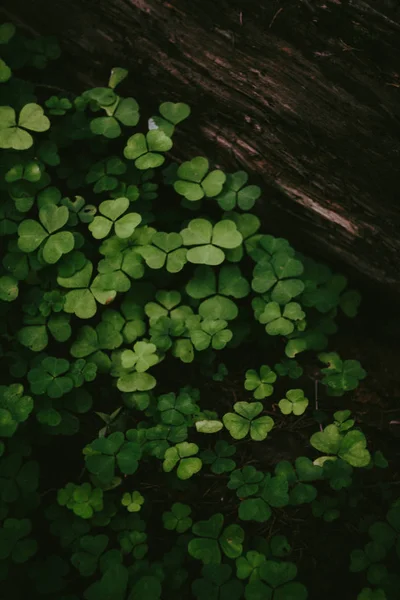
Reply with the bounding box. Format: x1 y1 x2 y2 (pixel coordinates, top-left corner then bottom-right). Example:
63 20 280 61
2 0 400 300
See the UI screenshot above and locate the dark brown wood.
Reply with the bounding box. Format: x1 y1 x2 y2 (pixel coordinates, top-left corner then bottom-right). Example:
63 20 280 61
2 0 400 299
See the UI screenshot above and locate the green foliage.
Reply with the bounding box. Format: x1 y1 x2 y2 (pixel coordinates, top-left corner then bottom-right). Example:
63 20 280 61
278 389 309 416
318 351 367 396
57 483 103 519
162 502 192 533
244 365 277 400
189 513 244 564
310 418 371 467
223 402 274 441
0 25 383 600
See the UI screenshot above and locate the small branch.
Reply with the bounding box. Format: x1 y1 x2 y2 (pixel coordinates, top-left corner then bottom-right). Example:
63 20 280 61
315 380 323 432
269 7 283 29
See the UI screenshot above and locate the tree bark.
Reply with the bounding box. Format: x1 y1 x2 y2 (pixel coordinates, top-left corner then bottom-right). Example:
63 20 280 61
2 0 400 299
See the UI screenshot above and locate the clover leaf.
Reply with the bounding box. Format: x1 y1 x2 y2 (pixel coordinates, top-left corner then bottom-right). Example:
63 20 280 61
318 352 366 396
45 95 72 115
139 231 187 272
70 312 124 370
144 290 183 323
238 473 289 522
278 389 309 416
312 495 340 522
88 197 141 240
245 560 308 600
83 431 142 484
333 409 355 432
148 315 185 351
17 204 74 264
322 458 353 490
71 534 108 576
216 170 261 211
0 384 33 437
201 441 236 474
181 218 243 266
83 564 129 600
252 252 305 304
163 442 202 480
0 103 50 150
90 95 140 139
27 356 73 398
257 301 305 336
0 518 37 563
158 391 198 426
186 264 250 320
189 317 233 351
174 157 226 201
142 423 187 459
275 457 323 505
192 564 244 600
17 312 72 352
120 341 159 373
124 130 172 169
108 67 129 89
274 359 303 379
121 491 144 513
57 256 118 319
57 482 104 519
310 424 371 467
149 101 191 137
86 157 127 194
223 402 274 441
163 502 192 533
246 233 295 263
0 453 39 507
189 513 244 564
228 466 264 498
244 366 277 400
0 274 19 302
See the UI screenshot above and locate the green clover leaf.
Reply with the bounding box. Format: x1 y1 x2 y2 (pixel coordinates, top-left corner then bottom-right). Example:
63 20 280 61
318 352 366 396
0 384 33 437
252 252 304 304
310 424 371 467
124 130 172 169
245 560 308 600
258 301 305 336
71 534 108 576
238 474 289 522
189 513 244 564
193 564 244 600
216 170 261 211
201 440 236 474
223 402 274 441
57 482 104 519
120 341 159 372
163 442 202 480
0 518 37 563
139 231 187 272
0 104 50 150
278 389 309 416
181 218 242 266
174 156 226 201
244 366 277 400
88 197 141 240
228 466 264 498
163 502 192 533
158 391 198 426
121 491 144 513
150 101 191 136
18 204 74 263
